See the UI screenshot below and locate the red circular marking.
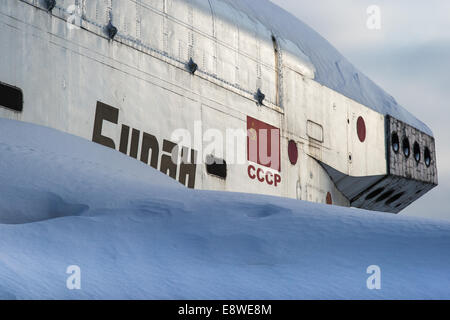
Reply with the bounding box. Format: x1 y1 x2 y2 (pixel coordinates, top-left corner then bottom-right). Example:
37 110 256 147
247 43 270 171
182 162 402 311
326 192 333 205
288 140 298 165
357 116 366 142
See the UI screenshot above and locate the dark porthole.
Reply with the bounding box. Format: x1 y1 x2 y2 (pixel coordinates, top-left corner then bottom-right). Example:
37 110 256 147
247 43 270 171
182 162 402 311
0 82 23 112
366 187 385 200
424 147 432 167
206 155 227 179
386 192 405 205
402 137 410 158
413 142 421 163
391 132 400 153
376 189 395 203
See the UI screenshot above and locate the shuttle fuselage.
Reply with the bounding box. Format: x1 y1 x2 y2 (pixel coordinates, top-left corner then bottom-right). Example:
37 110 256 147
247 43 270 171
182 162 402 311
0 0 437 213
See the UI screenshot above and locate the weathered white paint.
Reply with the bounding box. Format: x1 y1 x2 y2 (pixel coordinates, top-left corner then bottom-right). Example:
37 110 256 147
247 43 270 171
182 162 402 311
0 0 437 213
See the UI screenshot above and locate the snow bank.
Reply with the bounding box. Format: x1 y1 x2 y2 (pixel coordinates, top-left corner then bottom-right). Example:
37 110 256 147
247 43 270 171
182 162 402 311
219 0 432 135
0 119 448 299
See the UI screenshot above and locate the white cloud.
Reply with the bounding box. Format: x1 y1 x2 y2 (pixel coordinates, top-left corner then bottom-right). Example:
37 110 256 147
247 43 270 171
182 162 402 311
271 0 450 50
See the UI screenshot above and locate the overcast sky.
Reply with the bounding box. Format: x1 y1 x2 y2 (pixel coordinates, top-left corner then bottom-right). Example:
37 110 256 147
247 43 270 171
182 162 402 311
271 0 450 220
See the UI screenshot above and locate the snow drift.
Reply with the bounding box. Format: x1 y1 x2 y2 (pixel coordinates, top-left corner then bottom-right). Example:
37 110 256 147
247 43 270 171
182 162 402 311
0 119 448 299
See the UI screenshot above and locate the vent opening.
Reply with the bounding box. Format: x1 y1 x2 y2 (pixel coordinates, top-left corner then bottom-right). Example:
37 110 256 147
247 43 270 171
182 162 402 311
206 155 227 179
0 82 23 112
376 189 395 202
366 187 384 200
402 137 410 158
391 132 399 153
386 192 405 205
424 147 432 167
413 142 421 163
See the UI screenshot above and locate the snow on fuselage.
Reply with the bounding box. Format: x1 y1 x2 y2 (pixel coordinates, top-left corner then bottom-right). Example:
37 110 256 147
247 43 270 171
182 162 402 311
0 0 437 213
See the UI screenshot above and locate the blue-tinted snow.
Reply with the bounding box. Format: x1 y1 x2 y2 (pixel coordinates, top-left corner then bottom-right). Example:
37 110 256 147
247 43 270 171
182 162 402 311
0 119 448 299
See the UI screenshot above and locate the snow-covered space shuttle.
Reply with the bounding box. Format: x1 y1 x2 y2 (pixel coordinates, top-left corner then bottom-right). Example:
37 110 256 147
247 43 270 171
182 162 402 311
0 0 438 213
